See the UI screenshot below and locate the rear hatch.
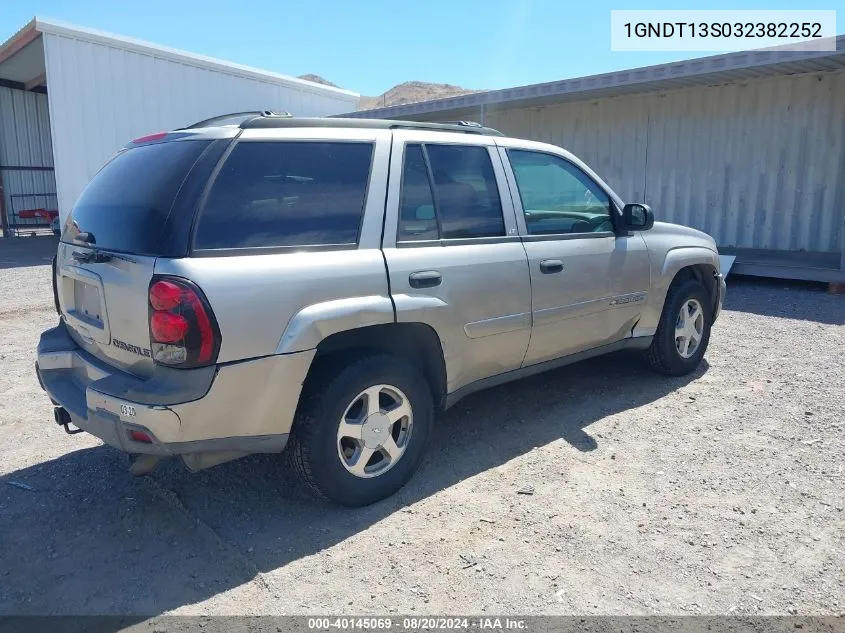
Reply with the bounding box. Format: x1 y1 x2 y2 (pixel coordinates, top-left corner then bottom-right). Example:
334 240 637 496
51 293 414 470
56 135 227 378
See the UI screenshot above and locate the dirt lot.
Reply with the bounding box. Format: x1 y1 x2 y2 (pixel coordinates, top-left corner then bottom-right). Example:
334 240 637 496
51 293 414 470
0 237 843 617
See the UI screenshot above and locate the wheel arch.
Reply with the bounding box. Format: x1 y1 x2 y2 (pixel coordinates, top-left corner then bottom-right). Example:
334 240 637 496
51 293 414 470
660 247 719 307
666 262 719 318
635 247 720 337
276 295 396 355
306 322 448 410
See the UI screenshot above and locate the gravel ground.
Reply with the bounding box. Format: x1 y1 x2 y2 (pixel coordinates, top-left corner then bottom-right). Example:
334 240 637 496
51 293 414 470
0 237 843 617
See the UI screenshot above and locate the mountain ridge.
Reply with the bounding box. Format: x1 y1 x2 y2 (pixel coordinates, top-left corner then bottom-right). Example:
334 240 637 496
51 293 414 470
298 75 478 111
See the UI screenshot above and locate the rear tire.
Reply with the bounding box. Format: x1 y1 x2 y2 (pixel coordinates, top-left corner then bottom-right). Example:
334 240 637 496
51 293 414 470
647 278 712 376
288 354 434 506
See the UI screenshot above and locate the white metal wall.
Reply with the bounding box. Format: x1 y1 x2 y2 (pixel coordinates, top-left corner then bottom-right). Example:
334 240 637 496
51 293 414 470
483 72 845 254
0 86 56 229
42 32 359 222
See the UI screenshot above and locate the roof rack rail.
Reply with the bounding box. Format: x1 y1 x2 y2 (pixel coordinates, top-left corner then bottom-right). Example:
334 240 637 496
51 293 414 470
440 120 483 128
183 110 292 129
181 112 503 135
241 116 504 136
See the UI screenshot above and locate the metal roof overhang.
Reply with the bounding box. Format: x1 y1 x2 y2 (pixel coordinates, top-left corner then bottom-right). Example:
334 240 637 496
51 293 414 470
0 20 46 92
345 35 845 119
0 18 360 100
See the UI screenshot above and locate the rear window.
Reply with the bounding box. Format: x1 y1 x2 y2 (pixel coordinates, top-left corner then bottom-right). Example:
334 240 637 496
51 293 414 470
194 141 374 250
64 140 211 255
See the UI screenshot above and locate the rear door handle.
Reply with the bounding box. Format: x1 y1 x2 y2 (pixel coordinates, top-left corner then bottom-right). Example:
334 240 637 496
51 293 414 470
539 259 564 274
409 270 442 288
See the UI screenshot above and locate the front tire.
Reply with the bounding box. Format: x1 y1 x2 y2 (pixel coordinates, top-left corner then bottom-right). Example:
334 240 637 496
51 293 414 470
647 278 712 376
288 354 434 506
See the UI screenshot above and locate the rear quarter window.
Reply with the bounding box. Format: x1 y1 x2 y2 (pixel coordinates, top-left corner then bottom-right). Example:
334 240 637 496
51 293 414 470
64 140 212 255
194 141 374 251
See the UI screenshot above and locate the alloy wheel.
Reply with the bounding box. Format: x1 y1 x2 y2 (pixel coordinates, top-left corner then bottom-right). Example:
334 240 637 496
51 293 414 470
336 384 413 478
675 298 704 359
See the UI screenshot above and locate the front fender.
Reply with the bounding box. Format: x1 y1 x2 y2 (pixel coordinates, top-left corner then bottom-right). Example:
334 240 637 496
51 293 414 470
633 246 720 337
276 295 395 354
660 246 720 280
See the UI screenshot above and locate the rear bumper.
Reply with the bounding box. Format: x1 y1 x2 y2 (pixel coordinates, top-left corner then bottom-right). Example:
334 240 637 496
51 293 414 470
36 321 315 457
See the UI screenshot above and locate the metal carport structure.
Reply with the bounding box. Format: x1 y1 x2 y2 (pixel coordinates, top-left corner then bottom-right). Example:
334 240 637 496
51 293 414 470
0 18 360 234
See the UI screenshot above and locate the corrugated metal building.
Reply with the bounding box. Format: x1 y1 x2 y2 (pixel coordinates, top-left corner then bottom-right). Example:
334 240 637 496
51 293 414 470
348 40 845 283
0 18 359 232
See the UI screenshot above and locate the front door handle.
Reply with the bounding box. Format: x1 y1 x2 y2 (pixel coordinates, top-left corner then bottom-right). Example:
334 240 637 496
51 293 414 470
409 270 442 288
539 259 564 274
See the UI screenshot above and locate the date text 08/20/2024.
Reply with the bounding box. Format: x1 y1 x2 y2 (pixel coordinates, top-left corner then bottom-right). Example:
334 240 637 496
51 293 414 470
307 617 527 630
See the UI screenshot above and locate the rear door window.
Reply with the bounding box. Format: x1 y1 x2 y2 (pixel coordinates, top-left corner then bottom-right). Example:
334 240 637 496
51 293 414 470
64 140 212 255
194 141 374 250
398 143 505 241
397 145 439 241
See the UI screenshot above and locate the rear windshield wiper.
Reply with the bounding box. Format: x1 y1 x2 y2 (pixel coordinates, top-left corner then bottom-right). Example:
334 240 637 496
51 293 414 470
71 249 138 264
72 249 111 263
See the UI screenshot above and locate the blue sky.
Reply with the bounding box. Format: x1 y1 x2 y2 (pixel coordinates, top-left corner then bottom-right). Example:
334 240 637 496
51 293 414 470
2 0 842 96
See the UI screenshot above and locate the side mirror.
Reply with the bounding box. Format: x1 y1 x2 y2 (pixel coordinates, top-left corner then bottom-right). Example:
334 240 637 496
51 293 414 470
622 203 654 231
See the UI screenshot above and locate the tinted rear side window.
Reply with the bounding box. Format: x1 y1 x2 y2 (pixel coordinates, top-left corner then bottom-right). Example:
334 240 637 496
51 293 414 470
64 140 211 255
194 141 374 250
426 144 504 239
397 145 438 241
397 143 505 242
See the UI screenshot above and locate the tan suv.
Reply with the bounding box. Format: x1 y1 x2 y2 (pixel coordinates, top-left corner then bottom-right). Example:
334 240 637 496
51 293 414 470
37 113 725 506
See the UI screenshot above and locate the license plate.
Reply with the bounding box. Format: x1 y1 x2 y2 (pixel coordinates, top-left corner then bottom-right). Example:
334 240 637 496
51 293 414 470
119 404 136 420
71 279 104 325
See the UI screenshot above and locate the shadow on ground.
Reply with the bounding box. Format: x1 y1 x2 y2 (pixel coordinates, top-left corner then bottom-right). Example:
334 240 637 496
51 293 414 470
1 352 704 617
0 236 58 269
724 275 844 325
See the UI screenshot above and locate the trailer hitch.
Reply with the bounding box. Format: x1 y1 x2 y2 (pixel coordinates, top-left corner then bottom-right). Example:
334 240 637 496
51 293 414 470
54 407 84 435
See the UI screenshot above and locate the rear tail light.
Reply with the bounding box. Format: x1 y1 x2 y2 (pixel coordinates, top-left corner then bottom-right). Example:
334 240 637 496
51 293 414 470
150 311 190 343
148 276 220 368
149 279 183 310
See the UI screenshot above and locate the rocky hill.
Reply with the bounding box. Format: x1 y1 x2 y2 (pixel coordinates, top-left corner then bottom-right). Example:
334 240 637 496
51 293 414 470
297 74 341 88
358 81 478 111
298 75 477 111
